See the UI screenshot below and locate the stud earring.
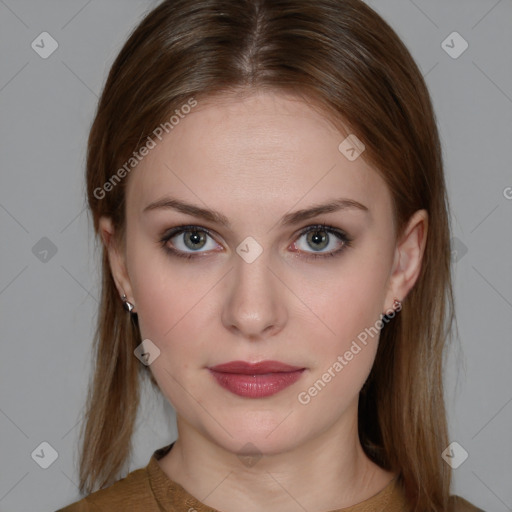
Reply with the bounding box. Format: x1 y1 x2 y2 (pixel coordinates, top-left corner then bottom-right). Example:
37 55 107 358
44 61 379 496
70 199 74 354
392 297 402 312
122 293 135 313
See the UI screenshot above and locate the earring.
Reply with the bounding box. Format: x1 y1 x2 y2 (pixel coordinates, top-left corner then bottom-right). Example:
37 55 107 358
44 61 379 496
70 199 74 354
392 297 402 312
122 293 135 313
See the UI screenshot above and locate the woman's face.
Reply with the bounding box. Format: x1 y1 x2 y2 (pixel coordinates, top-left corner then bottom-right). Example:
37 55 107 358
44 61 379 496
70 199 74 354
102 90 425 456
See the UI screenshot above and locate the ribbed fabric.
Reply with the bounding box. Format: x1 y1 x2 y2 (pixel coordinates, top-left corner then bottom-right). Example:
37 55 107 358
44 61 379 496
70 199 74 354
56 443 484 512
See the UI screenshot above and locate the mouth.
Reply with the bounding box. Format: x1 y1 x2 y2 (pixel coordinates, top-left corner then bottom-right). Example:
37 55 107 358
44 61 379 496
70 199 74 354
207 360 306 398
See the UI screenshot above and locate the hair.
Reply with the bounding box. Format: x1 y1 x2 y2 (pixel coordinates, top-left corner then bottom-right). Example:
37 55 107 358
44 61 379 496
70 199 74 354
80 0 457 510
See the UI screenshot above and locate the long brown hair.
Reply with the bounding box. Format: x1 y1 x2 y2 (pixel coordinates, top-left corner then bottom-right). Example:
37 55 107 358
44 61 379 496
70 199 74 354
81 1 456 510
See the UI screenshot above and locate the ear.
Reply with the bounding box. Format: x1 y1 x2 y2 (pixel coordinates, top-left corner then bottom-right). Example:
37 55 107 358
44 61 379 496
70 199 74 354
384 209 428 312
98 216 136 313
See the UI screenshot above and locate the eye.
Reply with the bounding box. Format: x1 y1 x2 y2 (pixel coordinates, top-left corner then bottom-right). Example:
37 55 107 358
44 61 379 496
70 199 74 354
160 224 353 260
290 224 352 259
160 225 220 259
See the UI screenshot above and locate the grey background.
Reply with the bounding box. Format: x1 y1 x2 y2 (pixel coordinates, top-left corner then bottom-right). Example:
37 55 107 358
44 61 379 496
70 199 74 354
0 1 511 511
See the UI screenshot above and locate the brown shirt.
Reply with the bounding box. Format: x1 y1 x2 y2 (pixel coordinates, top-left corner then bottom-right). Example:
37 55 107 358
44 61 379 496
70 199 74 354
56 444 485 512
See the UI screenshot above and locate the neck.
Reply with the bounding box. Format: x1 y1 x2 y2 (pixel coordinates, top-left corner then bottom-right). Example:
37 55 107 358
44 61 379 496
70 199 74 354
157 401 396 512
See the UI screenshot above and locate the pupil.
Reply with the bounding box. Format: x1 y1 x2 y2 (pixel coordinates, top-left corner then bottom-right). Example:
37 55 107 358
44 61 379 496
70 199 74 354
186 230 205 250
308 230 328 250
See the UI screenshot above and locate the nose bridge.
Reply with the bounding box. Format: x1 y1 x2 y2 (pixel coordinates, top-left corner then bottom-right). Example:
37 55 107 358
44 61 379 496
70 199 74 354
222 244 286 339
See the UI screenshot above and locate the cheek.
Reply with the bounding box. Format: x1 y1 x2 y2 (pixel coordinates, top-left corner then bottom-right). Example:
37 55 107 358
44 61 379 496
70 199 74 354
129 256 214 412
293 272 388 413
132 268 213 351
127 237 217 367
295 253 390 397
302 255 389 345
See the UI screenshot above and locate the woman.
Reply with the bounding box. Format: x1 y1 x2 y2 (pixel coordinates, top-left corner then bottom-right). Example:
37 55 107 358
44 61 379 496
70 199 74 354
57 0 484 510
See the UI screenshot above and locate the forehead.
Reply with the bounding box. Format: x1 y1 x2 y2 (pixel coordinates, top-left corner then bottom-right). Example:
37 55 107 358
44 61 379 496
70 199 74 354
126 90 392 225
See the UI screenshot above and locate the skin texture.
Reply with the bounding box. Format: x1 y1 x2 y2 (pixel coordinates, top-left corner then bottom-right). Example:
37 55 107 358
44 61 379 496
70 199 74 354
99 90 428 512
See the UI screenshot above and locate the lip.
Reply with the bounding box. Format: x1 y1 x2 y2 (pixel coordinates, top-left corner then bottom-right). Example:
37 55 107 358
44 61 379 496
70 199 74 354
209 360 303 374
208 360 306 398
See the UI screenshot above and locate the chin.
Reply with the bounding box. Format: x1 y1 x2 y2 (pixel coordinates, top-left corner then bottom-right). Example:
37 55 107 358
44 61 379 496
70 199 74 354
199 412 310 458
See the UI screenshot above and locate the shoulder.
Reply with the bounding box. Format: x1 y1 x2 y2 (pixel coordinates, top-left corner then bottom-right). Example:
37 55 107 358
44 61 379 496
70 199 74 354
55 466 157 512
448 494 486 512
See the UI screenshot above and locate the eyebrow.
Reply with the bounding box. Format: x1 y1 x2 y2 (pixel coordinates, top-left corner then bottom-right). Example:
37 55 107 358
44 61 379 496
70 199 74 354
142 196 369 227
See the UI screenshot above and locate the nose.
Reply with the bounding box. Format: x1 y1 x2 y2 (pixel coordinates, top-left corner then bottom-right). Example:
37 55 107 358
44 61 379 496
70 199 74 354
221 251 287 342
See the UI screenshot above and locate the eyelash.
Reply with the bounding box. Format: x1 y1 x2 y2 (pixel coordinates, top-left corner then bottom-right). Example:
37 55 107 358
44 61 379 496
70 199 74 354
159 224 353 261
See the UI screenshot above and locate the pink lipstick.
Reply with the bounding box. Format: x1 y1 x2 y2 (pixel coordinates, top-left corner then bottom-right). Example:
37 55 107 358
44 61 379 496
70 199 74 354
208 360 305 398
